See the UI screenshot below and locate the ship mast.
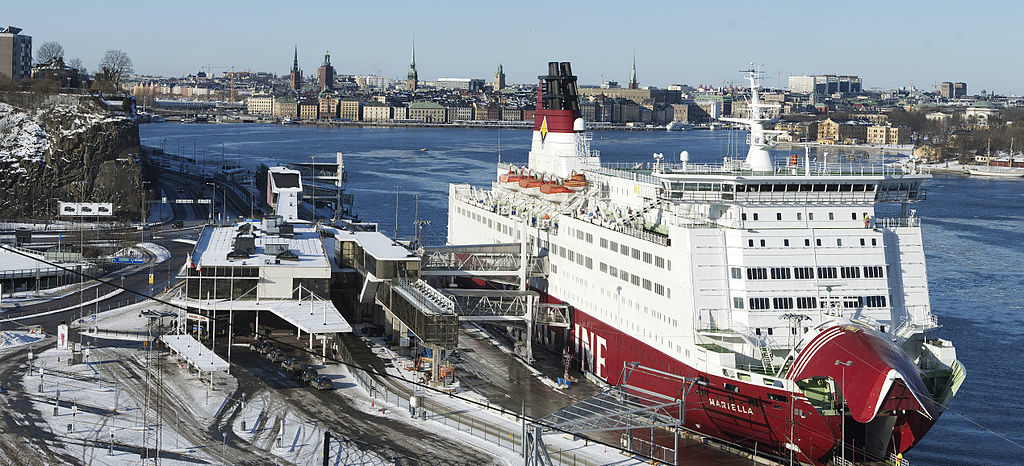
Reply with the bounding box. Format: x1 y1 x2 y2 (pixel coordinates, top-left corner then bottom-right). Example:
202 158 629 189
720 64 778 171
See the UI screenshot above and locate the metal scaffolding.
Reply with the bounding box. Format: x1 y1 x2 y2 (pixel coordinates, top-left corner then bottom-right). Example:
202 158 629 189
525 363 706 466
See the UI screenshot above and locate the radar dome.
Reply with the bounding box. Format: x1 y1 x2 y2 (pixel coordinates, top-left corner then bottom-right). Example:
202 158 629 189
573 118 585 132
680 151 689 163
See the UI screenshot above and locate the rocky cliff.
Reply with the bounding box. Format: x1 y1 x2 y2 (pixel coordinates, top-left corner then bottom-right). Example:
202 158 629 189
0 94 143 219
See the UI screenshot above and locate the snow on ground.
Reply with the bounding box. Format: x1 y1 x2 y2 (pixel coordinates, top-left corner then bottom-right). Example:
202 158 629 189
14 345 233 465
0 330 45 350
313 336 647 466
138 242 171 264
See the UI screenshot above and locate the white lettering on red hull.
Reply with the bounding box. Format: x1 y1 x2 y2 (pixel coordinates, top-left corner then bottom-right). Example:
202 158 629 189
707 397 755 416
574 323 606 379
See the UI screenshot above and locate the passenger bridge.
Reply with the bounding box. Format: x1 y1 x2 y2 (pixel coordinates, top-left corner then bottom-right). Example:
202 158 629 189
419 243 547 279
334 230 557 372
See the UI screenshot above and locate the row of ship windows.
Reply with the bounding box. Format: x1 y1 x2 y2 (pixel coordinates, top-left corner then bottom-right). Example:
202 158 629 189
599 262 672 298
742 211 870 222
747 237 878 248
735 295 888 310
733 265 885 280
553 234 673 271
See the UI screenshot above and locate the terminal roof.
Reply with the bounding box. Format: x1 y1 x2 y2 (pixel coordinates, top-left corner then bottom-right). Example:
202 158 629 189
191 223 329 269
161 334 230 372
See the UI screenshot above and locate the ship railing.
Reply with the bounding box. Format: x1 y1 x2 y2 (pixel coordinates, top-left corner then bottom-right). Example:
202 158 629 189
598 160 919 178
589 165 659 185
873 216 921 228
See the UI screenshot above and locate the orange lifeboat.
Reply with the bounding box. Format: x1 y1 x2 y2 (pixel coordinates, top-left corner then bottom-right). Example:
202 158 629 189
564 179 587 188
570 173 587 182
519 178 544 189
539 183 574 194
500 173 526 183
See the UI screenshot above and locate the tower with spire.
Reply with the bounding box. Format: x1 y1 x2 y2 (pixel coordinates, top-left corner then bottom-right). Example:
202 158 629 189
406 39 418 92
493 63 506 91
628 53 639 89
289 46 303 91
317 49 336 92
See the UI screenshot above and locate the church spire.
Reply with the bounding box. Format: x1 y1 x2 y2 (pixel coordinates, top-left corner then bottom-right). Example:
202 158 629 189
292 45 299 72
629 52 638 89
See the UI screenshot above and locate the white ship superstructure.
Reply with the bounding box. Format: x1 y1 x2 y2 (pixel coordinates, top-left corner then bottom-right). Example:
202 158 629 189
447 62 963 464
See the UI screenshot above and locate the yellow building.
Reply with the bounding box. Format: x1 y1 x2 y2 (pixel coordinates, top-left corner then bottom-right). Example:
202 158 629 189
866 125 911 145
339 98 362 121
817 118 868 144
246 95 274 115
299 101 319 121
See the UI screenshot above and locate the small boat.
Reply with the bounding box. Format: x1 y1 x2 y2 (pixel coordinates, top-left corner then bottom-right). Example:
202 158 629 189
966 166 1024 177
420 148 428 152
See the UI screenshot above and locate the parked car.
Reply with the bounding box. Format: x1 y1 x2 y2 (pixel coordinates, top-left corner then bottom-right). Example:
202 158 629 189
280 357 297 372
249 340 272 353
266 348 286 362
298 367 319 383
310 375 333 390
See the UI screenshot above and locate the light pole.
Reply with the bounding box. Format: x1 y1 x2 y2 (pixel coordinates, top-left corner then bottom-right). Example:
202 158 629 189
310 155 316 222
206 182 215 224
140 180 150 243
835 359 852 464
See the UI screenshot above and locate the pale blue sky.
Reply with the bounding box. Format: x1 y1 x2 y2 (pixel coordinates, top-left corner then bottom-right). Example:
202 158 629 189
10 0 1021 94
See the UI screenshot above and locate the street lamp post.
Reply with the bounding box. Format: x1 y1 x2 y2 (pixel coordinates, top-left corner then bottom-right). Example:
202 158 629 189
140 180 150 243
310 155 316 222
835 359 852 464
206 182 215 224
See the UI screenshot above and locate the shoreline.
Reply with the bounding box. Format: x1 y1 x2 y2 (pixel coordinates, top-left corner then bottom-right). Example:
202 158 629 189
150 117 735 132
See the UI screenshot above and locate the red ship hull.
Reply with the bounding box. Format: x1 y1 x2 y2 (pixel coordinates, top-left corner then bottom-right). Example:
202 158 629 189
540 298 942 464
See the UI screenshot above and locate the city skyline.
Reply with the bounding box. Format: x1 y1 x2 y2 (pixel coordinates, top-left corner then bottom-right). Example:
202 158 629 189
8 0 1023 94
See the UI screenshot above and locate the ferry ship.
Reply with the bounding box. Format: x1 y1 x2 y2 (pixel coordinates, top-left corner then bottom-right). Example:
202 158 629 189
446 62 964 464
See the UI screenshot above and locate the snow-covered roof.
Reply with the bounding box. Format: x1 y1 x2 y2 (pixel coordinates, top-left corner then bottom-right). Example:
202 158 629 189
337 230 417 261
191 222 329 269
161 334 230 372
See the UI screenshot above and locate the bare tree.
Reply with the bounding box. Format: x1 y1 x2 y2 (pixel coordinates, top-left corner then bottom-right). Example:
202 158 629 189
97 49 133 90
36 41 64 64
67 57 87 76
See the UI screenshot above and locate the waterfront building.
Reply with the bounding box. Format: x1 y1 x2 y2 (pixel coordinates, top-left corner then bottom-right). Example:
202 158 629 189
817 118 868 144
274 96 298 119
408 101 445 122
289 46 303 91
523 108 535 122
247 94 275 115
579 87 681 105
447 105 473 122
501 107 522 121
318 92 341 120
866 125 911 145
693 95 729 119
406 40 418 92
339 97 361 121
317 50 336 92
362 102 391 122
493 63 505 91
472 102 489 120
299 100 319 120
0 26 31 82
774 121 819 142
391 105 408 120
